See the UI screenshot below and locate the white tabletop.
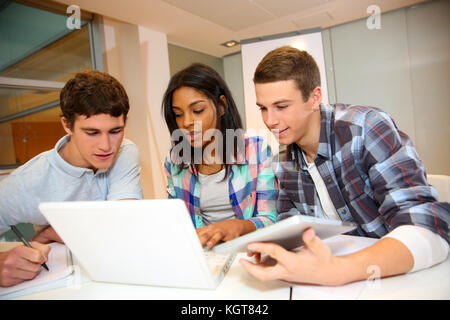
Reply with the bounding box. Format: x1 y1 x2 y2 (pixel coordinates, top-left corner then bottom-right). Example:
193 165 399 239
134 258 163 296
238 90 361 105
7 235 450 300
12 253 291 300
291 235 450 300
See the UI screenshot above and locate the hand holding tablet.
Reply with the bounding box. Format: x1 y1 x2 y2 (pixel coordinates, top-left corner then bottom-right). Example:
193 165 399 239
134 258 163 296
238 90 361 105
212 215 357 254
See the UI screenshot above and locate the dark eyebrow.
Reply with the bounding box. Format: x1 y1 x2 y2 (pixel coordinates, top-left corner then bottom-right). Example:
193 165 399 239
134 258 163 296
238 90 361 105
256 99 293 108
81 126 124 131
272 99 293 105
109 126 125 131
172 100 206 110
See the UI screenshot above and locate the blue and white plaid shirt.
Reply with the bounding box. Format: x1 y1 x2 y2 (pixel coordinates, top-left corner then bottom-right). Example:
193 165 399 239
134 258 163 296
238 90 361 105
274 103 450 243
164 136 278 229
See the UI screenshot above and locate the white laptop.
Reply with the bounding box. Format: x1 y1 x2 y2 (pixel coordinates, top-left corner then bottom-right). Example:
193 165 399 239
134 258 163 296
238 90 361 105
39 199 235 290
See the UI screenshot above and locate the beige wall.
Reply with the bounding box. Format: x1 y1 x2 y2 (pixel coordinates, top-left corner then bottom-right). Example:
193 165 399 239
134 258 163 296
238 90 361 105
328 0 449 175
100 17 171 199
223 53 246 129
329 8 417 141
167 43 224 77
405 0 449 175
138 26 172 198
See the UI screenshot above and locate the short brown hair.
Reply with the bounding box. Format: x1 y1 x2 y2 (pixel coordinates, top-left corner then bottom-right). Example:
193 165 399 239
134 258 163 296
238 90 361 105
253 46 321 102
60 70 129 129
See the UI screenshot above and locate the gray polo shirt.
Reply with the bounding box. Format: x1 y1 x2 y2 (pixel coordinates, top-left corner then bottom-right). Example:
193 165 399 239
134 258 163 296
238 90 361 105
0 135 143 235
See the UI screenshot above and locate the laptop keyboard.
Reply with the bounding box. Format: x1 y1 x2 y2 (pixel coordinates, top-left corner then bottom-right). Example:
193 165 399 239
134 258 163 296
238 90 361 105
203 250 235 277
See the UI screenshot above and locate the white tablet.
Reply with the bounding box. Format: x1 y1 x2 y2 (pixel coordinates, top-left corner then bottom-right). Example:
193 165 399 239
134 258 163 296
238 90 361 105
212 215 357 254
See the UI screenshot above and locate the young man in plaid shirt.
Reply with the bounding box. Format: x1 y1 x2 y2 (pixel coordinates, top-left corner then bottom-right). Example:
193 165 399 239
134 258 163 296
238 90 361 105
240 46 449 286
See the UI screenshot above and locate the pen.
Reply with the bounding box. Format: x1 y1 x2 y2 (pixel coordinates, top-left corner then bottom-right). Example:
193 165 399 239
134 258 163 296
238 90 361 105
10 225 49 271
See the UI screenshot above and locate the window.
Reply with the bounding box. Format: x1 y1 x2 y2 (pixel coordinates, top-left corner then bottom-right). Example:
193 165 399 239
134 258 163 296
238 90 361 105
0 1 94 169
0 0 98 240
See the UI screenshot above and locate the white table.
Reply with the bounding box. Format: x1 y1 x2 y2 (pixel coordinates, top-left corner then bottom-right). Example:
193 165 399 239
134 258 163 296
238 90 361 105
12 253 291 300
291 235 450 300
6 235 450 300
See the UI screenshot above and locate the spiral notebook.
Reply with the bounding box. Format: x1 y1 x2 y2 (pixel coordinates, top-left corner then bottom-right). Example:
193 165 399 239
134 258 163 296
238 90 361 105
0 242 74 299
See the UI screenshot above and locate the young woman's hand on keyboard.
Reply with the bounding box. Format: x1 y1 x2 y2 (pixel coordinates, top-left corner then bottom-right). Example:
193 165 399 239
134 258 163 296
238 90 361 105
196 219 256 248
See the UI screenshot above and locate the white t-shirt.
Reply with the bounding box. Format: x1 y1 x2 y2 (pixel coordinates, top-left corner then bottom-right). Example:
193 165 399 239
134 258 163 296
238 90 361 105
302 152 449 273
198 169 235 225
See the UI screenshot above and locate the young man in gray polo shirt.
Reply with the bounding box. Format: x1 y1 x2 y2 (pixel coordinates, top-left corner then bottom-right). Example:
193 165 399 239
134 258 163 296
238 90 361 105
0 71 143 287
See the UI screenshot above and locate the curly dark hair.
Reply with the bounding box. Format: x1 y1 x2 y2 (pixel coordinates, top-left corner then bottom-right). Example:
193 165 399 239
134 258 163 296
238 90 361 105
60 70 130 129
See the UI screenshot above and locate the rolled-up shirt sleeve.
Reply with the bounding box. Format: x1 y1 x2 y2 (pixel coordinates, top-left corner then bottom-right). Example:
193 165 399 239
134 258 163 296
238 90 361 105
383 224 449 272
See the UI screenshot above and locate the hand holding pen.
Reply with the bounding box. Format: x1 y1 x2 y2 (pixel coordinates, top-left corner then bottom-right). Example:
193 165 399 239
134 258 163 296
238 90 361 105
10 225 50 271
0 227 51 287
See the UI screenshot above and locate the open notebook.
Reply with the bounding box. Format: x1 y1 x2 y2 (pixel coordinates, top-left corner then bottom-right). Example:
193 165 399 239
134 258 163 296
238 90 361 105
0 242 74 299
